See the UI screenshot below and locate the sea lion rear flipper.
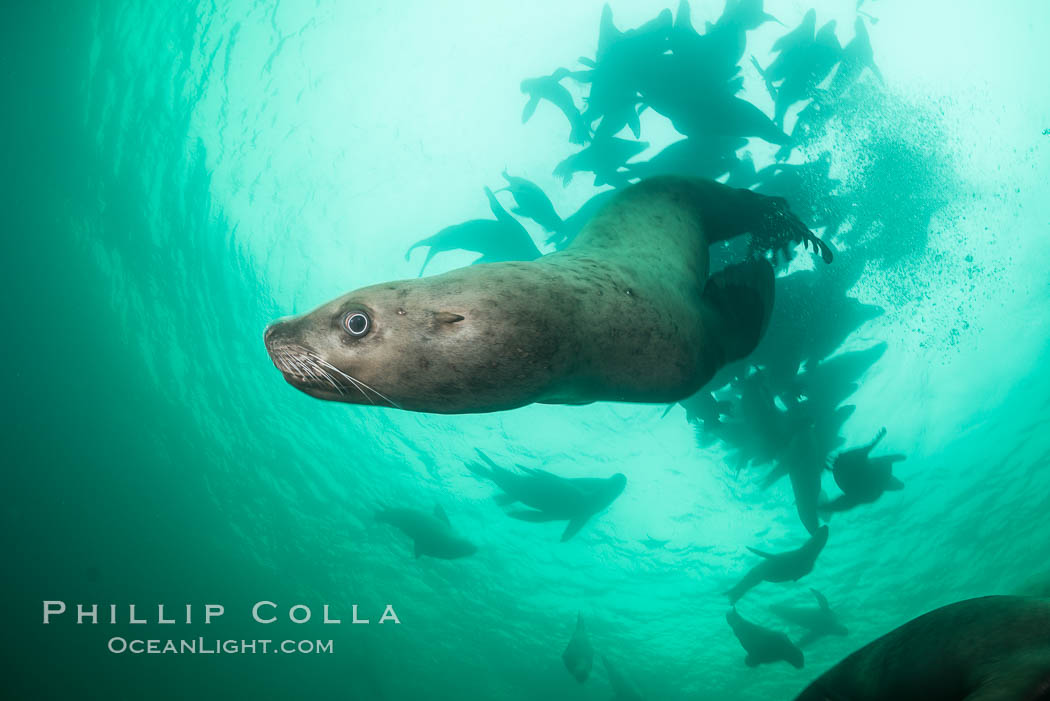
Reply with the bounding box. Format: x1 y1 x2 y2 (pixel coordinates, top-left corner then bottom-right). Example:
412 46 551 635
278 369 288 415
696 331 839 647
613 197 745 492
886 476 905 491
561 516 590 542
493 492 518 506
702 258 775 364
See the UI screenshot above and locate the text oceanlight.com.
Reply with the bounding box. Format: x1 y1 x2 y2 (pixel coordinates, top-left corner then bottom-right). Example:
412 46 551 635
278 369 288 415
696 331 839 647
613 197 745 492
107 638 334 655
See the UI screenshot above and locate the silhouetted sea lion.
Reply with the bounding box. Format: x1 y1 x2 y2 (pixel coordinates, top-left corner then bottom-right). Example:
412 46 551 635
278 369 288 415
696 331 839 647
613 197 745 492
794 596 1050 700
823 427 905 512
374 505 476 560
520 68 589 145
726 607 805 669
562 613 593 683
467 449 625 541
264 176 831 414
769 589 848 647
727 525 829 603
602 655 644 701
494 170 563 234
405 187 540 275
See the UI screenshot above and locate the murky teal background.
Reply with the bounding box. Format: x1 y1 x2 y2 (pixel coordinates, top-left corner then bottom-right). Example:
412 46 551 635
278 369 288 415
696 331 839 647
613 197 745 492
3 1 1050 699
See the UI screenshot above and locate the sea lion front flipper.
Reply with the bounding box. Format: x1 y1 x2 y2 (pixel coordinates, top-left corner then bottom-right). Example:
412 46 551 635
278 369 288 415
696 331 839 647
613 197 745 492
561 516 591 542
522 96 540 124
473 448 502 472
702 258 775 363
746 546 776 559
886 476 905 491
506 510 561 523
433 504 450 526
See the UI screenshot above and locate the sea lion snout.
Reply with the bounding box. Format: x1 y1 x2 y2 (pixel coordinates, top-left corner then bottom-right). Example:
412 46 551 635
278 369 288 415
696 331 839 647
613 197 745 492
263 318 336 392
262 316 300 350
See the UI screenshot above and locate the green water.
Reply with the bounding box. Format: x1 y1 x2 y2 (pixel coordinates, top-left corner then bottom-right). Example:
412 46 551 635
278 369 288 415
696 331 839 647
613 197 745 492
4 1 1050 699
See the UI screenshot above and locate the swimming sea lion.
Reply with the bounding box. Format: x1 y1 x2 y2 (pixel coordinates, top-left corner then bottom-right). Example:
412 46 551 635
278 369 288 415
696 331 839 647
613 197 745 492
602 655 644 701
726 607 805 669
374 504 477 560
466 449 625 542
794 596 1050 700
264 176 831 414
562 612 594 683
494 170 563 234
727 525 829 604
769 588 848 647
822 427 905 513
520 68 589 145
404 186 540 275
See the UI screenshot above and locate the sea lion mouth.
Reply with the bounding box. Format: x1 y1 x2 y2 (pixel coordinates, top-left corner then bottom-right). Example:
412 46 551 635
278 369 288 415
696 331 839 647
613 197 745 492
264 341 402 409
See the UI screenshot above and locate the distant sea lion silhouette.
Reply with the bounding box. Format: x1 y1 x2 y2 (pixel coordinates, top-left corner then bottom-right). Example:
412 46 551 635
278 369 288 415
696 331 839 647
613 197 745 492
769 588 848 647
727 525 829 604
602 655 645 701
466 449 625 542
493 170 563 234
264 176 831 414
404 187 540 275
520 68 589 145
562 612 594 683
794 596 1050 700
374 504 477 560
726 607 805 669
823 427 905 513
552 135 648 187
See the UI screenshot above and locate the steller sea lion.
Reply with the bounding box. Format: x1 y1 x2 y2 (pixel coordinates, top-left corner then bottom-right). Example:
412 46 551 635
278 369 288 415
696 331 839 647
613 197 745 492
264 176 831 414
374 504 476 560
794 596 1050 700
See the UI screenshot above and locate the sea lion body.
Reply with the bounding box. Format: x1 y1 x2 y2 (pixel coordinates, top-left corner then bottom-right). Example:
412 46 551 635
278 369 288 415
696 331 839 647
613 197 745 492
265 176 827 414
727 525 829 604
467 449 626 541
562 613 594 683
727 607 805 669
770 589 849 648
795 596 1050 700
375 506 477 560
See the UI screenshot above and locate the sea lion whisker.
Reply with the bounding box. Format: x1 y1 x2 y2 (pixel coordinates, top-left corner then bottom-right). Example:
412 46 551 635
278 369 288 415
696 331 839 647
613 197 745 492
346 375 403 411
302 356 345 395
315 358 401 409
308 355 375 405
313 359 378 406
288 355 322 385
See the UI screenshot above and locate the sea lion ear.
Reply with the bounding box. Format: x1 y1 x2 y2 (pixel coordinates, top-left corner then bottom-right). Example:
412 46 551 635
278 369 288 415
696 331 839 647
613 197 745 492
433 312 465 324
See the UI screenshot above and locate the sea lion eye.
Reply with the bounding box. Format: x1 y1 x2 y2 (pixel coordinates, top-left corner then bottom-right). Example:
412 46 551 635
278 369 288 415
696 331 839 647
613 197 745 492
343 311 370 337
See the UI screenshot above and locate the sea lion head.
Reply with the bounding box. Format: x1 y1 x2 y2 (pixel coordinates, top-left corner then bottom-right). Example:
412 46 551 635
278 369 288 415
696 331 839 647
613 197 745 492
601 473 628 505
263 266 570 413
